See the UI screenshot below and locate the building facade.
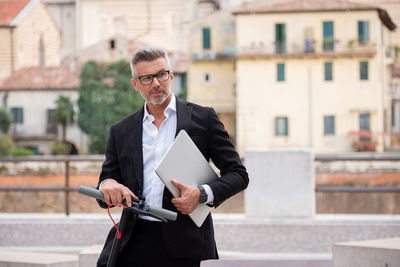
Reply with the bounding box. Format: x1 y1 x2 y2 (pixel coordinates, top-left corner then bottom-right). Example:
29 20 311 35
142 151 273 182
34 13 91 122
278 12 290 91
188 10 237 140
0 0 61 83
0 67 87 155
233 0 396 153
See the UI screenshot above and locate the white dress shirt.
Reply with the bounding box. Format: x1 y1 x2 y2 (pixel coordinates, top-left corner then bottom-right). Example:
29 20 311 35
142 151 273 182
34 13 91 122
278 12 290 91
101 95 214 221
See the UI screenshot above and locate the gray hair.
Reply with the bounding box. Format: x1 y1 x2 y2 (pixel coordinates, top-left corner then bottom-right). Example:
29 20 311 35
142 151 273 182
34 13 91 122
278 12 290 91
130 46 171 77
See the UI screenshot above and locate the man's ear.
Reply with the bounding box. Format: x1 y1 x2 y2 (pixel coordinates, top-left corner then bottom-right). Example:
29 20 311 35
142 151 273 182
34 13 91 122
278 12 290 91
131 78 138 91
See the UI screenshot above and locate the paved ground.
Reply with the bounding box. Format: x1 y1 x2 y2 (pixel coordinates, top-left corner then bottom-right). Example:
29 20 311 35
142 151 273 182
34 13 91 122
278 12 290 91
1 213 399 253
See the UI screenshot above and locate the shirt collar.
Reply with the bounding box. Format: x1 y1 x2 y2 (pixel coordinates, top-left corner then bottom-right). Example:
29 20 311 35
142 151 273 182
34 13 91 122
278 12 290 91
143 94 176 122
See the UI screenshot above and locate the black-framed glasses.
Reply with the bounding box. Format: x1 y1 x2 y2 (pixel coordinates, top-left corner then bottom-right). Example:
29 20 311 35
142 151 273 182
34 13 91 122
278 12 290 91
134 70 170 85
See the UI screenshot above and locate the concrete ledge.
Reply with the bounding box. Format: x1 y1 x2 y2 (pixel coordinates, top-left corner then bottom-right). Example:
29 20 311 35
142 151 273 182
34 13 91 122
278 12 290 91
201 259 331 267
0 251 78 267
79 245 102 267
333 238 400 267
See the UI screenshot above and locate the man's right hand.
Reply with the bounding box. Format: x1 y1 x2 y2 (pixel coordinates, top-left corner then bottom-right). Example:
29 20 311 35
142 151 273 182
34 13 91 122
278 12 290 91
100 180 138 207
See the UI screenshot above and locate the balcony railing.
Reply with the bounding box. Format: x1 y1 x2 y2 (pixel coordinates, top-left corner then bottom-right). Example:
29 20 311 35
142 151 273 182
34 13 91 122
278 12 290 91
238 39 379 58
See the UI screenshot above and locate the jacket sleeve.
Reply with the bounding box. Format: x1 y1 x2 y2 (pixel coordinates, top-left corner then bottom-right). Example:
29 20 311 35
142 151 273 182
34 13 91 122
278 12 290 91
205 108 249 208
96 126 122 208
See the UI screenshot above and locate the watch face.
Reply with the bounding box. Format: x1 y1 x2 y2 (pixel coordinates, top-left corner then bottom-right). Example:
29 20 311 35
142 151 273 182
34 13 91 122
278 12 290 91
198 185 207 203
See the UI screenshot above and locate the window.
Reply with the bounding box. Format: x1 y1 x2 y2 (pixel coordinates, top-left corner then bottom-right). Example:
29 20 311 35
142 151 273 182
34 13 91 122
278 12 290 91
277 63 285 82
324 62 333 81
275 117 288 136
202 27 211 50
109 39 116 50
204 72 210 83
359 113 370 131
275 23 286 54
46 109 57 134
324 116 335 135
358 21 369 43
360 61 368 80
10 107 23 124
323 21 334 51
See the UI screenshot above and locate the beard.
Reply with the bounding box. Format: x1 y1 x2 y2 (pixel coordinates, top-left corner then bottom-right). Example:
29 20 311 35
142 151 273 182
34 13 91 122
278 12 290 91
141 87 171 106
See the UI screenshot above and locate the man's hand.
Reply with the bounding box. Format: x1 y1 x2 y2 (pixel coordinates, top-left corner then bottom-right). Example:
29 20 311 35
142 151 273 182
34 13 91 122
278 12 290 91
100 179 138 207
171 179 201 214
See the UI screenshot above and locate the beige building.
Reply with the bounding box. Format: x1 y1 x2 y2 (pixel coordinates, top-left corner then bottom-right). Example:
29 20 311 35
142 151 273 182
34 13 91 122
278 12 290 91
43 0 76 58
0 0 61 83
75 0 197 55
188 10 237 139
0 67 87 155
233 0 396 153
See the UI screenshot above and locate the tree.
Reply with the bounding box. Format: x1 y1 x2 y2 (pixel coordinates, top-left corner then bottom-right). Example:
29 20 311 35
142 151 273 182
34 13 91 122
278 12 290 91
55 95 75 142
0 108 11 134
78 60 144 154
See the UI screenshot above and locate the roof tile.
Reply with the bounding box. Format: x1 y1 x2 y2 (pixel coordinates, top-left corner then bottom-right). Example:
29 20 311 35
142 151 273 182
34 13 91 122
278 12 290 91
0 0 30 26
0 66 80 90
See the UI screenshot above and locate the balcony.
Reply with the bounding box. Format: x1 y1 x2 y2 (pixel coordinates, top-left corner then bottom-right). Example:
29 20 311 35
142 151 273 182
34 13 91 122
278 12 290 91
191 48 236 61
238 38 377 59
348 131 377 152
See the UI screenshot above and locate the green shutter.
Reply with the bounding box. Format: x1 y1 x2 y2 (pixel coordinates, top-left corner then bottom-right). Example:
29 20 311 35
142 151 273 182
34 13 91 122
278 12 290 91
202 27 211 50
276 117 288 136
324 62 333 81
360 61 368 80
277 63 285 81
358 21 369 43
324 116 335 135
323 21 334 51
275 24 286 54
19 108 23 123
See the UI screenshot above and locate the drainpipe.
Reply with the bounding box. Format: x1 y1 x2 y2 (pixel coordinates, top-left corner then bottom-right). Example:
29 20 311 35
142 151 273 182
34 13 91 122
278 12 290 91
10 27 15 74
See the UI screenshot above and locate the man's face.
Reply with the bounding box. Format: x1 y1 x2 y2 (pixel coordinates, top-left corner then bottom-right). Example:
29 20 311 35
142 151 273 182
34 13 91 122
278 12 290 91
131 57 173 106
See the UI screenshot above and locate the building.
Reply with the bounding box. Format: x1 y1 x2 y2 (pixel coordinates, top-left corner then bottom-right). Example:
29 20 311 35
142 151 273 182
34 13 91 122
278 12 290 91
0 0 61 83
233 0 396 153
188 10 237 140
43 0 76 58
0 67 87 155
353 0 400 45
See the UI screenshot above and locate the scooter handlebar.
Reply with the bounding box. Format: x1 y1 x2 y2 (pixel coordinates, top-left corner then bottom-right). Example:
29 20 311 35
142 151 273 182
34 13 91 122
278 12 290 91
78 185 177 221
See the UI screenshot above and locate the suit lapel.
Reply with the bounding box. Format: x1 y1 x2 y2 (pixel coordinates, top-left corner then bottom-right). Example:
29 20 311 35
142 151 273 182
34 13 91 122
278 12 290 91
128 107 144 195
175 97 192 137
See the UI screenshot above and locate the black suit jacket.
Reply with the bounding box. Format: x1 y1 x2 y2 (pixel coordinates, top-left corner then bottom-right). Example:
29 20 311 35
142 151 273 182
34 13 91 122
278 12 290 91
97 97 249 265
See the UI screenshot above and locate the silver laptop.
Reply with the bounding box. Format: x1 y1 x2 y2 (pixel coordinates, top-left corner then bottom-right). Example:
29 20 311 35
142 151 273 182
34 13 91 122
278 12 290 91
155 130 217 227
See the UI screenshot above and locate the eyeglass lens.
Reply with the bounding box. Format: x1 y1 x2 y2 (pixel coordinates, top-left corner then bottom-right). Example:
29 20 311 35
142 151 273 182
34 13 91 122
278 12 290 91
140 71 170 85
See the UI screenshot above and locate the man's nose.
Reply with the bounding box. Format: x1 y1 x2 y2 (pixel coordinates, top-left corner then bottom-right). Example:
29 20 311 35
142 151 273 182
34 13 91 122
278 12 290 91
151 77 161 87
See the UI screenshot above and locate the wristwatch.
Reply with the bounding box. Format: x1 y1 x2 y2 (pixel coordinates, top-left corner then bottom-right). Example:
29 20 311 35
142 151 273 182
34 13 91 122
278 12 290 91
198 185 208 204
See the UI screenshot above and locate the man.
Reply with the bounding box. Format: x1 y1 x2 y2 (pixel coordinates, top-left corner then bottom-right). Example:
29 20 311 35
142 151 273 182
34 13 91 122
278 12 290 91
97 46 249 267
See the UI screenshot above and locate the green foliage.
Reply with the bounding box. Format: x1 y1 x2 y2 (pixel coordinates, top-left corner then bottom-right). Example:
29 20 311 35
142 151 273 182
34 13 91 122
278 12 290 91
51 141 72 155
0 108 11 134
11 147 34 157
56 95 74 124
0 135 14 156
78 60 144 154
55 95 75 142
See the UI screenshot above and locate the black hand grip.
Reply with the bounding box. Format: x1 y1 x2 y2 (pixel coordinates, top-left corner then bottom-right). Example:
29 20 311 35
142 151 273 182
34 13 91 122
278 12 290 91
79 185 105 201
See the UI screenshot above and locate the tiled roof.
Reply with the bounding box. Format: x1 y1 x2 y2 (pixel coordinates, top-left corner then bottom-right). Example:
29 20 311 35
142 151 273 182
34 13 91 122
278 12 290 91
0 66 80 90
0 0 30 26
232 0 380 14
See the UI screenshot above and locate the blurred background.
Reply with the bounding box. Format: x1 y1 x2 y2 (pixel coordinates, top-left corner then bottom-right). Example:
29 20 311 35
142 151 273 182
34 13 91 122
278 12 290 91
0 0 400 266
